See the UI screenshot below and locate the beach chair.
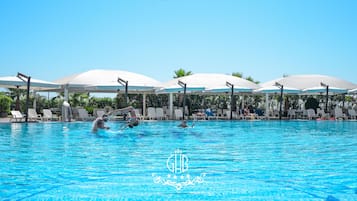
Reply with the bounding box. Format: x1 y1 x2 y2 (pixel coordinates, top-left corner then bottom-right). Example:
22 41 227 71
155 108 166 120
307 109 317 120
10 110 25 122
28 108 42 121
287 109 296 119
95 109 106 118
334 107 347 120
133 109 144 120
77 108 94 121
147 107 156 120
43 109 59 121
174 109 183 120
225 110 238 120
348 109 357 119
317 108 328 119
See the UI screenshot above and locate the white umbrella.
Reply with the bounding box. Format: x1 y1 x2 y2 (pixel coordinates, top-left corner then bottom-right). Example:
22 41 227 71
258 74 357 118
0 74 60 122
0 76 60 90
302 86 348 94
254 86 301 94
55 69 161 92
55 69 162 118
158 73 259 93
263 74 357 90
348 88 357 94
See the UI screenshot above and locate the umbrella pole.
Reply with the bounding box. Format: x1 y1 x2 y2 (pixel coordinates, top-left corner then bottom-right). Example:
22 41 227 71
182 84 186 120
325 85 329 113
17 73 31 122
25 78 30 122
178 81 187 120
279 85 283 120
226 82 234 120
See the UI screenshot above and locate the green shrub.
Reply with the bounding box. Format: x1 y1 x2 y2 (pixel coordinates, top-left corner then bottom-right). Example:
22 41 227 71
305 97 319 112
0 94 13 117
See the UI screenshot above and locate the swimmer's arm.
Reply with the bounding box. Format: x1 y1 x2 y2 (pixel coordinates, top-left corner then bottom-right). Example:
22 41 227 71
108 106 134 116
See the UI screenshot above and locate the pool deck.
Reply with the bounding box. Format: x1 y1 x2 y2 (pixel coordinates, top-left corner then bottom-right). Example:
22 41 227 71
0 117 10 123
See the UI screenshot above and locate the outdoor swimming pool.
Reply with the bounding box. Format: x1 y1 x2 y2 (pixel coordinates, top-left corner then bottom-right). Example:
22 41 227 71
0 120 356 200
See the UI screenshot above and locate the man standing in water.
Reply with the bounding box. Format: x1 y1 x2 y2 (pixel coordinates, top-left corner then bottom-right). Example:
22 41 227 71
92 114 110 133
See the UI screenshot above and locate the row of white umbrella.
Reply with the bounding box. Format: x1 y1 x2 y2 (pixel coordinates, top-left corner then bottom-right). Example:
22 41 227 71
1 69 357 94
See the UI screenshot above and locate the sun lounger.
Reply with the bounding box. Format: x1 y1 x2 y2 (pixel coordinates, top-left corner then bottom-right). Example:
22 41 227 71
77 108 95 121
348 109 356 119
147 107 156 120
307 109 317 120
28 108 42 121
225 110 238 120
95 109 106 118
174 109 183 120
155 108 166 120
133 109 144 120
43 109 59 121
334 107 347 120
10 110 25 122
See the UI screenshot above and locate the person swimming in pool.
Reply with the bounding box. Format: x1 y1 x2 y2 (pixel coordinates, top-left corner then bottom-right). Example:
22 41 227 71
178 120 195 128
178 120 188 128
92 114 110 133
109 106 140 129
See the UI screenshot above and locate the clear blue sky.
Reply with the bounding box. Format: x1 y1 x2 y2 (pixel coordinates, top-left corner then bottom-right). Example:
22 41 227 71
1 0 356 84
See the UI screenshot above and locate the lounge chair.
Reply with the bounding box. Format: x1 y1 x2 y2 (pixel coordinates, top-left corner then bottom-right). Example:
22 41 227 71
147 107 156 120
225 110 238 120
155 108 166 120
28 108 42 121
348 109 357 119
307 109 317 120
334 107 347 120
174 109 183 120
287 109 296 119
95 109 106 118
133 109 144 120
77 108 94 121
10 110 25 122
43 109 59 121
317 108 328 119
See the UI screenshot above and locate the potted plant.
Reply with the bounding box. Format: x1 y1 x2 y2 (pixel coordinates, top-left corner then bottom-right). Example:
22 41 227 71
0 94 13 117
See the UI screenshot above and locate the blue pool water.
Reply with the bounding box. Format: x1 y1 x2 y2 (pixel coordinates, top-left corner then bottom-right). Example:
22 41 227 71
0 120 357 200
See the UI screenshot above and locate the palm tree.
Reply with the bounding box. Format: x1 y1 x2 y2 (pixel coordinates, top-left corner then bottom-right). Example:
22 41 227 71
232 72 260 84
232 72 243 78
173 68 192 78
245 76 260 84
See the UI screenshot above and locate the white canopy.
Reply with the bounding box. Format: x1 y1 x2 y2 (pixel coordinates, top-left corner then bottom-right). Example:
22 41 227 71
254 86 301 94
0 76 60 90
348 88 357 94
55 69 162 92
158 73 259 93
302 86 348 94
259 74 357 93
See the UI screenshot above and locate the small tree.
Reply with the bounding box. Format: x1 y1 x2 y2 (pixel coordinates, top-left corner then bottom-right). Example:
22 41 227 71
173 68 192 78
305 97 319 112
0 94 13 117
